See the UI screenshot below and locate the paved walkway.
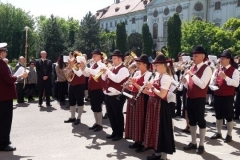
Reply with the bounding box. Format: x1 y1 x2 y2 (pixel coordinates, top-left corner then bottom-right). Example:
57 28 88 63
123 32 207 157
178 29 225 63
0 100 239 160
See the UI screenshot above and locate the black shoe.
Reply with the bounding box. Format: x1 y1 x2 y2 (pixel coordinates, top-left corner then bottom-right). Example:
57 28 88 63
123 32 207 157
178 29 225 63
103 113 108 119
89 124 98 130
233 116 239 120
129 142 141 149
210 107 215 110
85 98 90 101
210 133 222 139
112 136 123 141
183 143 197 150
46 104 52 107
64 118 76 123
73 119 81 125
196 145 204 154
135 145 146 153
147 154 161 160
205 102 209 105
38 104 42 107
224 135 232 143
0 145 16 151
93 125 103 132
106 134 115 139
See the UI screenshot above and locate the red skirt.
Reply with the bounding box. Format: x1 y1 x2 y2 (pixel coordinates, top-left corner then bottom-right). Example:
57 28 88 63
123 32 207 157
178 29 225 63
144 96 161 150
125 92 148 142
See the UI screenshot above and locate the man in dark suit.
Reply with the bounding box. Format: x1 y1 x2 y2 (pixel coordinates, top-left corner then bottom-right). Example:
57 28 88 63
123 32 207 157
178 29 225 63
0 43 28 151
35 51 52 107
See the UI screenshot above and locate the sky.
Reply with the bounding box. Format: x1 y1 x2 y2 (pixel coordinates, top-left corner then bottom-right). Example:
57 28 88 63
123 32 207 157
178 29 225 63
0 0 115 20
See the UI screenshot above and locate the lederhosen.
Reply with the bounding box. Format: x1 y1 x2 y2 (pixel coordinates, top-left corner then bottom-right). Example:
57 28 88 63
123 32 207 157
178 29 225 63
69 72 85 106
125 73 149 142
214 66 235 121
88 63 104 112
144 75 175 154
187 64 208 128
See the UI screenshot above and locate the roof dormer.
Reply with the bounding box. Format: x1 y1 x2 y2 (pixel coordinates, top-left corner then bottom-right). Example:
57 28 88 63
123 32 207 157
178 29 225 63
125 5 130 10
115 7 120 12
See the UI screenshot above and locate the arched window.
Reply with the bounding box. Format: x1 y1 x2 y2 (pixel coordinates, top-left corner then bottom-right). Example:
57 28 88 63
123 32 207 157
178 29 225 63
163 21 168 39
238 0 240 7
153 23 158 39
215 1 221 10
143 15 147 22
132 17 136 24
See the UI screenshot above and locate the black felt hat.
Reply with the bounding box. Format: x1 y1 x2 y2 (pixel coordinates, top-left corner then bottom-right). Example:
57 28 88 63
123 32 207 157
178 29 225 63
152 54 172 65
110 49 124 58
125 51 130 56
191 45 207 56
92 49 102 55
219 49 233 59
135 54 150 64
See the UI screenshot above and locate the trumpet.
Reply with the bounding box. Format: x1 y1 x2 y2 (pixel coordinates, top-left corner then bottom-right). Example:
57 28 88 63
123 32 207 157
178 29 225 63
116 68 138 100
124 51 137 67
92 63 112 82
130 71 156 106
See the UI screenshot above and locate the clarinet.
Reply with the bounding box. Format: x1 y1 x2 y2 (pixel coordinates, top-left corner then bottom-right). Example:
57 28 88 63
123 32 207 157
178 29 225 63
130 71 155 106
116 69 137 100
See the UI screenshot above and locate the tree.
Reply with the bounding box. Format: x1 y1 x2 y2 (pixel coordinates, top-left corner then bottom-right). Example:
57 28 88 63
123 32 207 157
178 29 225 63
0 3 35 61
167 13 182 59
127 33 142 56
75 11 100 57
116 22 127 53
142 23 153 56
99 31 116 55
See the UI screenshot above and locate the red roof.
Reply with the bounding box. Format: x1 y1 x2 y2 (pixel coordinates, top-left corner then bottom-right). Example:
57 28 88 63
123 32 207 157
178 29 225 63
96 0 150 20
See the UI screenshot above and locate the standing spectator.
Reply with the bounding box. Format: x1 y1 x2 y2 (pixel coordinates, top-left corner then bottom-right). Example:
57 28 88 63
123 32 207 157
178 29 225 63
55 55 67 105
3 58 13 75
15 56 26 104
0 42 28 151
35 51 52 107
27 61 37 102
52 60 59 101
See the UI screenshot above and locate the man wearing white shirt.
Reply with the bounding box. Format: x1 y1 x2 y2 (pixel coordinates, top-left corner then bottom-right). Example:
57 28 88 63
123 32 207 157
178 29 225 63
209 49 239 142
64 51 88 125
81 49 105 132
101 49 130 141
182 46 212 154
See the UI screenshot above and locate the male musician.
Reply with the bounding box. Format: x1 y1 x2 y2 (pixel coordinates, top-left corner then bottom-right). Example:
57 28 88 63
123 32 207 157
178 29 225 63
210 49 239 142
0 43 28 151
81 49 105 132
64 51 87 125
3 58 13 75
15 56 26 103
101 49 130 141
35 51 52 107
182 46 212 154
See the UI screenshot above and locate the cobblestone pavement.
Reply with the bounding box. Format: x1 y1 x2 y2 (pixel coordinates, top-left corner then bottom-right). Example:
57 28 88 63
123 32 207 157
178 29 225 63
0 100 239 160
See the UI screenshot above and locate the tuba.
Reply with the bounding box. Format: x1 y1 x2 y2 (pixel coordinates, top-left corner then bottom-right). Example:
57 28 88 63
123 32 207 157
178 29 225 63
124 51 137 67
64 51 82 82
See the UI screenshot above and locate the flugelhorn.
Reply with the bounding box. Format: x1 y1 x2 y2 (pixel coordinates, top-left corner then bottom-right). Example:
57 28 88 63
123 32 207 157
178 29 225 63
92 63 112 82
65 51 82 82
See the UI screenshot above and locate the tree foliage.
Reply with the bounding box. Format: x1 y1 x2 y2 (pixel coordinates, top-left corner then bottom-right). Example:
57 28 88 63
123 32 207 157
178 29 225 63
127 32 142 56
99 31 116 55
167 13 181 59
142 23 153 56
116 22 127 53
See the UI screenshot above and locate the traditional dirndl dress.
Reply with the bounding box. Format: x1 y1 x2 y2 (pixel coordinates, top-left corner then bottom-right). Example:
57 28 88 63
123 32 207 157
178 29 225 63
144 77 175 154
125 74 149 142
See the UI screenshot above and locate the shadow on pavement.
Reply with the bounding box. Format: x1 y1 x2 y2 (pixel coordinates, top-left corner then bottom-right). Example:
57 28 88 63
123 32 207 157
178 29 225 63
0 152 34 160
39 106 57 112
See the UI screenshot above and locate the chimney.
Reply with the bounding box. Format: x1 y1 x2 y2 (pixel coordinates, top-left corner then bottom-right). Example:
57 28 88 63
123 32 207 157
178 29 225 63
115 0 120 4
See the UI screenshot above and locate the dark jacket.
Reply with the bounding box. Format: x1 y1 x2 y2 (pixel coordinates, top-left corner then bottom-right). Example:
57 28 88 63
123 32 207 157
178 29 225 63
35 59 52 84
0 59 17 101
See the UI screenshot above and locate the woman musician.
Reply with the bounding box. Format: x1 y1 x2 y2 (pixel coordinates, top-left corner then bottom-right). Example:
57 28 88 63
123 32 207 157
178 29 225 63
125 54 152 153
143 54 175 160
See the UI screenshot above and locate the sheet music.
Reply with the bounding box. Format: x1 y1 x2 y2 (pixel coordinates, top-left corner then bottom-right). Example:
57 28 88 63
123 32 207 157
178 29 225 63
13 66 29 77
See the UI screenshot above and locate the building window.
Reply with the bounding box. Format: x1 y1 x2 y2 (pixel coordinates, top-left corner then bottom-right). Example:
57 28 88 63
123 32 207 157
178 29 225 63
163 21 168 39
176 5 182 13
125 19 128 25
164 7 169 16
132 17 136 24
215 1 221 10
215 23 220 27
106 23 108 28
195 17 202 21
110 22 112 27
194 2 203 11
153 23 158 39
143 15 147 22
238 0 240 7
153 10 158 17
115 21 117 27
101 23 104 28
